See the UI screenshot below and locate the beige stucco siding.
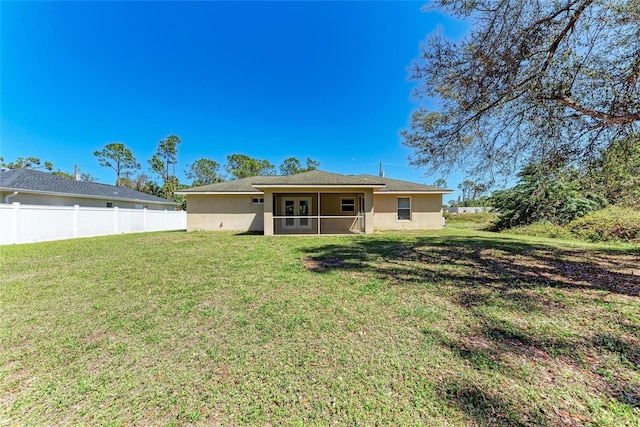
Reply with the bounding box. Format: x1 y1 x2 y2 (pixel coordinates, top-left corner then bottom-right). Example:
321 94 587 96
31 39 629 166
373 193 444 230
185 194 263 231
0 191 172 210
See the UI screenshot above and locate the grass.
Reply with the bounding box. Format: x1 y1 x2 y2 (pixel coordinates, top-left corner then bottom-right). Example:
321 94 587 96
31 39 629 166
444 212 499 230
1 228 639 426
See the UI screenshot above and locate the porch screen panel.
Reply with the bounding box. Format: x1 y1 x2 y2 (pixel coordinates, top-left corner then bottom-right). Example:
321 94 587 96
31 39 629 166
299 199 310 227
285 200 295 226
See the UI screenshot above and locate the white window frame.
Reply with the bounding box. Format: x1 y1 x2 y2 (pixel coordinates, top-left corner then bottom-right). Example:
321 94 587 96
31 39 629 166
251 197 264 205
397 197 411 221
340 197 356 213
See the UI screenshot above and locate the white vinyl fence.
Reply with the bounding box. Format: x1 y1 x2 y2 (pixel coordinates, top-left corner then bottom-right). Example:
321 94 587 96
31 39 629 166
0 203 186 245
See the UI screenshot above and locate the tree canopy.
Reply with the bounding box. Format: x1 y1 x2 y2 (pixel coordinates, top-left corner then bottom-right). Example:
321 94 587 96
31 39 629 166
150 135 181 186
1 157 53 171
279 157 320 175
402 0 640 181
93 143 140 186
225 154 275 179
186 158 223 186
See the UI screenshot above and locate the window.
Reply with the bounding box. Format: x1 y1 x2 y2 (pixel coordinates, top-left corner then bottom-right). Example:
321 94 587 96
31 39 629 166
341 197 355 212
106 202 114 208
397 197 411 221
251 197 264 205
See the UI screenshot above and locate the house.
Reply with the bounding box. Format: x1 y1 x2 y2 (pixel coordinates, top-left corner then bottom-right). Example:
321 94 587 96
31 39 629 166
176 170 452 235
0 168 178 210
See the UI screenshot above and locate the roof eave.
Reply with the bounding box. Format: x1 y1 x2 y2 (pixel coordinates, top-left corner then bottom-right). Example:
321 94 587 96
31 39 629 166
0 187 178 205
375 190 454 194
176 191 262 195
252 184 385 189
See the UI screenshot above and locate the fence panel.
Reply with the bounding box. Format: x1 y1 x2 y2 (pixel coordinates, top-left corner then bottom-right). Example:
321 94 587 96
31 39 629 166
0 203 186 245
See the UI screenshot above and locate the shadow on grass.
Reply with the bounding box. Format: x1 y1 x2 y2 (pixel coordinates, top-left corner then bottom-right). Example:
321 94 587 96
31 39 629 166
301 234 640 297
437 379 544 427
301 232 640 420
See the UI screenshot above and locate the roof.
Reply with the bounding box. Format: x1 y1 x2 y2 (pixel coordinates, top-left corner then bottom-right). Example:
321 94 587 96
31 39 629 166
358 174 452 193
0 168 178 205
177 170 451 194
252 170 386 187
177 175 271 193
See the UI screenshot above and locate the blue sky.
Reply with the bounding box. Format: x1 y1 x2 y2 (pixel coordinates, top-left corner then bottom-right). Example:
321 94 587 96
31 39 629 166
1 1 468 202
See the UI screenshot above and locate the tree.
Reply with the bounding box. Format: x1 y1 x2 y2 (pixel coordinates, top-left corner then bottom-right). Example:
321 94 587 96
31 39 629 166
1 157 53 171
491 161 605 230
51 170 74 180
402 0 640 180
118 172 152 192
433 178 447 188
279 157 320 175
185 158 223 186
80 173 98 182
585 133 640 206
93 143 140 186
149 135 181 186
225 154 275 179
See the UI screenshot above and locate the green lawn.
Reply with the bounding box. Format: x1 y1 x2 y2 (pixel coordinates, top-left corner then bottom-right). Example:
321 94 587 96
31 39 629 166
1 228 639 426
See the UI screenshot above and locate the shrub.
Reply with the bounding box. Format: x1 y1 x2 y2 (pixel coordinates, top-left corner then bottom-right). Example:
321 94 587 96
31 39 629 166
567 206 640 243
507 221 573 239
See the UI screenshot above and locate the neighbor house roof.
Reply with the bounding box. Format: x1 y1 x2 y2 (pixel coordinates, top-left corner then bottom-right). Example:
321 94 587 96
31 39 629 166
177 170 452 194
0 168 178 205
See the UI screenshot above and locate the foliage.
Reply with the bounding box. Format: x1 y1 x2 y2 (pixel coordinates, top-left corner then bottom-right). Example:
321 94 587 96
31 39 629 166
149 134 181 185
433 178 447 188
458 179 489 203
2 230 638 425
279 157 320 175
402 0 640 180
491 162 606 230
50 170 74 180
1 156 53 171
93 143 140 186
118 173 152 192
585 133 640 207
161 175 187 209
568 206 640 243
185 158 223 186
225 154 275 179
507 221 574 240
80 173 97 182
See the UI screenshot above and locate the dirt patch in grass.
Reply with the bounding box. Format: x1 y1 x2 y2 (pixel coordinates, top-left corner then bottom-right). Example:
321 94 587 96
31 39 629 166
302 256 350 271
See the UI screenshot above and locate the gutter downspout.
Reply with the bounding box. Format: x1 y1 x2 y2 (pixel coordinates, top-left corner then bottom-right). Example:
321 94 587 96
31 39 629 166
4 191 18 204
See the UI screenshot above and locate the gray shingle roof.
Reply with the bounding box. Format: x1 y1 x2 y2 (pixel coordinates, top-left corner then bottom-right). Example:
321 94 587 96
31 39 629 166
358 174 452 192
177 175 272 193
0 168 178 205
177 170 451 194
252 170 386 186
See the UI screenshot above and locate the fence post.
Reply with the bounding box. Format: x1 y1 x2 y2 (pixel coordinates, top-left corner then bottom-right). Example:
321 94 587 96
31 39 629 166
73 205 79 238
164 209 168 228
143 207 147 231
12 202 20 244
114 207 119 233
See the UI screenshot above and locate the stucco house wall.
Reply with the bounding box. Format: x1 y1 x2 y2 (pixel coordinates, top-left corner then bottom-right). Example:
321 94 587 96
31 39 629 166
373 194 444 230
185 194 264 231
177 171 451 234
